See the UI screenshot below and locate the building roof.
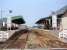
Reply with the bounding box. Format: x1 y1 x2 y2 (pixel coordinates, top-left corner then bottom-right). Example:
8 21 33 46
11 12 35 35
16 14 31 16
56 5 67 15
36 5 67 24
12 16 22 20
36 16 51 24
12 16 25 24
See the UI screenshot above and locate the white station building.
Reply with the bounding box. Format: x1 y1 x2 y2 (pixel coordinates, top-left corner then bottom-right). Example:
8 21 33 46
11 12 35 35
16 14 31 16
0 16 26 42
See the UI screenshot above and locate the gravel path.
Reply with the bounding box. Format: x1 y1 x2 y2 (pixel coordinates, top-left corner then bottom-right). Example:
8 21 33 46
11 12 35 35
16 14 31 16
0 29 67 49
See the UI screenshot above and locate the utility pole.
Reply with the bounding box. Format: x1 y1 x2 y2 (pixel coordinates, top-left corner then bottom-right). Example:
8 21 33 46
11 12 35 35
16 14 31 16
1 8 2 30
1 8 2 19
1 9 6 30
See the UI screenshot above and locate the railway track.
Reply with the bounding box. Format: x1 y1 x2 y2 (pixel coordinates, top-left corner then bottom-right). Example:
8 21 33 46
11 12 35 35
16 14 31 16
0 29 29 48
0 29 67 48
24 29 67 48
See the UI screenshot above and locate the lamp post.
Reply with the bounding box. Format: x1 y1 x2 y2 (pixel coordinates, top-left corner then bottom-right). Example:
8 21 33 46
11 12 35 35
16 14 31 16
7 10 12 30
9 10 12 30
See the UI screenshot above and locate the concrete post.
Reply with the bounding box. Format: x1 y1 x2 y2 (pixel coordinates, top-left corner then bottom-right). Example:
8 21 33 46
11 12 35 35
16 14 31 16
52 14 57 30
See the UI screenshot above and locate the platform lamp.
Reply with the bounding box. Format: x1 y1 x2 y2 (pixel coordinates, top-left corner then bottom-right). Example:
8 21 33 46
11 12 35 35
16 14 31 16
9 10 12 30
7 10 12 30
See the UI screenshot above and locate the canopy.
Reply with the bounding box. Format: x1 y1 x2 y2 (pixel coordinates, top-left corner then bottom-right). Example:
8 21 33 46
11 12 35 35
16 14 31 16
12 16 25 24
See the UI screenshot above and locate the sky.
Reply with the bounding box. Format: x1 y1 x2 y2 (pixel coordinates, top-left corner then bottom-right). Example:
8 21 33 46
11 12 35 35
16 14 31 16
0 0 67 26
